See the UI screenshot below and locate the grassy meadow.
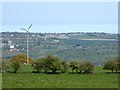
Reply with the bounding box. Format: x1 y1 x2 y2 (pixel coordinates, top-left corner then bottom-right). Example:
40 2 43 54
2 66 119 88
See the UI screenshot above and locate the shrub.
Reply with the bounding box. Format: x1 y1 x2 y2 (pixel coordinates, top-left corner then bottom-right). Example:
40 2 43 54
33 58 46 73
115 58 120 71
61 60 68 73
103 60 118 73
2 60 7 73
77 62 85 74
10 54 34 64
83 61 94 74
11 61 20 73
18 64 33 73
70 61 94 74
0 64 1 73
70 61 79 73
45 55 63 74
33 55 68 74
2 60 13 73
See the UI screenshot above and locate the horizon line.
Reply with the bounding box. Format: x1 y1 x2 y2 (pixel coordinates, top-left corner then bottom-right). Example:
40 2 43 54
1 31 118 34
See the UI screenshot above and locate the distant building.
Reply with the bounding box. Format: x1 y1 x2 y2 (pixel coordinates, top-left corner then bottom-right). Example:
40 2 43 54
10 45 14 49
10 45 14 51
8 40 12 45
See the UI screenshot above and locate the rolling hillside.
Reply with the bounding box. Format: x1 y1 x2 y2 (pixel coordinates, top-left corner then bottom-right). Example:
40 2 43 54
2 32 118 65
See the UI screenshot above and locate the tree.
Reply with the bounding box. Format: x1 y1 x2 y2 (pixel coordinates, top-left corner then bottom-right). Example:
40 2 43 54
2 60 11 73
103 60 118 73
61 60 68 73
10 54 34 64
118 60 120 71
33 58 46 73
77 62 84 74
33 55 67 74
70 61 94 74
1 60 21 73
0 65 1 73
11 61 20 73
45 55 63 74
83 61 94 74
9 54 34 73
0 58 1 72
115 58 120 71
70 61 79 73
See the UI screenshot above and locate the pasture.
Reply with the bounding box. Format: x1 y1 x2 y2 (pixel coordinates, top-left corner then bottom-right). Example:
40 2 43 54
2 66 118 88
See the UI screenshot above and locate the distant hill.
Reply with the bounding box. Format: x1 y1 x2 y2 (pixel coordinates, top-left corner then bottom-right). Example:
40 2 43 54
1 32 118 65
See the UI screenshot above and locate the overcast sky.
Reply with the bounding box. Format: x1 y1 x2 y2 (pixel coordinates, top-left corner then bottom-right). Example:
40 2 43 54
1 2 118 33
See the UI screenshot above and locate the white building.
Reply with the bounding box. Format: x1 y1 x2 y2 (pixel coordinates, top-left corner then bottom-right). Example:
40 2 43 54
10 45 14 49
10 45 14 51
8 40 12 45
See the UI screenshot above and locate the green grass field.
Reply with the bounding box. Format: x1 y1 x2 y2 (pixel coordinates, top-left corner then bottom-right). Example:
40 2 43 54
2 66 119 88
0 74 2 89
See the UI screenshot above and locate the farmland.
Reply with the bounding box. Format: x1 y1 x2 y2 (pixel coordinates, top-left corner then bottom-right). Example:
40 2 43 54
2 66 118 88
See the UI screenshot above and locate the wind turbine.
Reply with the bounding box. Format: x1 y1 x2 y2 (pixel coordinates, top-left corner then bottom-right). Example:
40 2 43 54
21 24 32 64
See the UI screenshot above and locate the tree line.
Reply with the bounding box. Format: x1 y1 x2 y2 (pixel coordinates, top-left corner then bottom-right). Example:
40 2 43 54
1 54 120 74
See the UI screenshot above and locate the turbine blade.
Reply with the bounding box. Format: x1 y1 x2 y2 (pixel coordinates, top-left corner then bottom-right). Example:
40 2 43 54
28 24 32 30
21 28 27 30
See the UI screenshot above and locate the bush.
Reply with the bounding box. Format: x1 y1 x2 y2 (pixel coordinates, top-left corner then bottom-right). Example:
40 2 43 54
0 65 1 73
2 60 13 73
61 60 68 73
70 61 94 74
33 58 46 73
77 62 85 74
11 61 20 73
10 54 34 64
33 55 68 74
70 61 79 73
44 55 63 74
83 61 94 74
103 60 118 73
18 64 33 73
2 60 6 73
115 58 120 71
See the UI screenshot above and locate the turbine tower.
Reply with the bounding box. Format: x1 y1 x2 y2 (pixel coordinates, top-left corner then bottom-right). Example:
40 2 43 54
21 24 32 64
